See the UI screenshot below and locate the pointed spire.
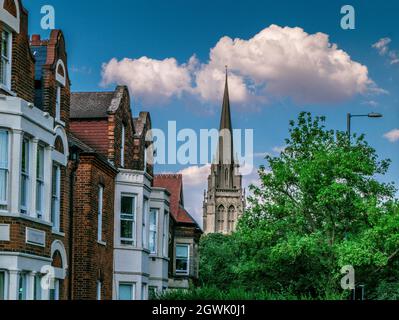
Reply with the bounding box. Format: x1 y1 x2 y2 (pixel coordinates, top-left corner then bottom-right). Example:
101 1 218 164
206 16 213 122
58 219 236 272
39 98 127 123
219 66 233 132
218 66 234 166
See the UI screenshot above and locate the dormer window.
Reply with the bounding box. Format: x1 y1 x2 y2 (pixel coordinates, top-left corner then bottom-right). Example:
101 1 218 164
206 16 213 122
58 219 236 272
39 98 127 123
0 29 12 90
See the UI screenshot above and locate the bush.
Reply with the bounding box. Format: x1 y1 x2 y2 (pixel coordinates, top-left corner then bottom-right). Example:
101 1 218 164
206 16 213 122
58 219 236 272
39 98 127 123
154 286 344 301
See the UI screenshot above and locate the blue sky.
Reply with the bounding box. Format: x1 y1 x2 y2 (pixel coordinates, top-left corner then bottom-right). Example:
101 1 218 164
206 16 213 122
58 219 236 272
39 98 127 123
24 0 398 222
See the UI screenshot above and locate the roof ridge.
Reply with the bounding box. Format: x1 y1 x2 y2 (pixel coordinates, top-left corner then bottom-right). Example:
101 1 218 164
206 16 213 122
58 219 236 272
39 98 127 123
71 91 115 94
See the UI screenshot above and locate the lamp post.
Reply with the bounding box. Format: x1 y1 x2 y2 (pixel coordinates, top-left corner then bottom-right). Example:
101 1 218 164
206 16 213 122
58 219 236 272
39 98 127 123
347 112 383 138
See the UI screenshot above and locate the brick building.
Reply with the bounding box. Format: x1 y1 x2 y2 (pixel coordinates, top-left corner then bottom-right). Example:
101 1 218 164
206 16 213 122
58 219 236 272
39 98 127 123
70 87 172 300
0 0 202 300
153 174 203 289
0 1 70 300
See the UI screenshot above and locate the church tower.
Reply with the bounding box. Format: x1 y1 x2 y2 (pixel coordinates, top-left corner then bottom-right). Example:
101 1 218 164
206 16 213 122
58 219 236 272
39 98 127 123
203 68 246 235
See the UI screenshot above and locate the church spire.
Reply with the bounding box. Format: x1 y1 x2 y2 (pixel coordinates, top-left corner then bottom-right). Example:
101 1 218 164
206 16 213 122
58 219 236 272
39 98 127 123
219 66 233 132
218 66 234 166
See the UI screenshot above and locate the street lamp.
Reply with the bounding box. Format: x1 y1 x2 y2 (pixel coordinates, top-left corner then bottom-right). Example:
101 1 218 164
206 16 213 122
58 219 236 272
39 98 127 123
347 112 383 138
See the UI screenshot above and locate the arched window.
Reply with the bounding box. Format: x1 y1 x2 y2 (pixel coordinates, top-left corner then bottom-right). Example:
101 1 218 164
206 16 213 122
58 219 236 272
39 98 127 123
54 136 64 154
55 60 66 122
228 206 235 232
216 205 225 232
225 168 229 187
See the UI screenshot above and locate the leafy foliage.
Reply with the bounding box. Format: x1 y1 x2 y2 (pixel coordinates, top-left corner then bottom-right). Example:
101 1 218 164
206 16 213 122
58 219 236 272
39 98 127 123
195 112 399 300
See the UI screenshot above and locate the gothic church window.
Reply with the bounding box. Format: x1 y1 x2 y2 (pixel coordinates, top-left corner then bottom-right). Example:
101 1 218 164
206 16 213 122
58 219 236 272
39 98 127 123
228 206 235 232
216 205 225 232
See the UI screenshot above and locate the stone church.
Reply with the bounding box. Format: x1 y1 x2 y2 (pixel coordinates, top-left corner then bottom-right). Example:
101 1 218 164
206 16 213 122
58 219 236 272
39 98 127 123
203 70 246 235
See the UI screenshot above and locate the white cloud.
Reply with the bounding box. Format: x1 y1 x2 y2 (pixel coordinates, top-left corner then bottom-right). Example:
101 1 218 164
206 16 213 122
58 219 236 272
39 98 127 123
384 129 399 143
373 38 392 56
101 25 381 107
361 100 379 107
101 57 193 105
372 37 399 65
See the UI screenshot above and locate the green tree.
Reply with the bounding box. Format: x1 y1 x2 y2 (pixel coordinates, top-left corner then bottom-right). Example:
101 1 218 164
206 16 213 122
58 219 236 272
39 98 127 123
238 112 398 297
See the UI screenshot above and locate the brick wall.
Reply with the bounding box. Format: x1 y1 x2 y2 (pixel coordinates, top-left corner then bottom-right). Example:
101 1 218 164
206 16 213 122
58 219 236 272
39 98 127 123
107 87 135 169
0 4 35 102
31 30 71 129
71 154 117 300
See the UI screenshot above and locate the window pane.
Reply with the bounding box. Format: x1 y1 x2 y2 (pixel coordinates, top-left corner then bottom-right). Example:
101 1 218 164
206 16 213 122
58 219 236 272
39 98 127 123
20 175 28 212
121 219 133 239
1 31 9 58
51 165 60 230
34 275 42 300
150 210 157 231
36 181 43 215
176 259 188 273
21 139 29 173
119 284 133 300
121 196 134 215
36 146 44 180
0 272 4 300
18 274 26 300
0 131 8 169
98 186 103 241
0 170 7 206
176 245 188 258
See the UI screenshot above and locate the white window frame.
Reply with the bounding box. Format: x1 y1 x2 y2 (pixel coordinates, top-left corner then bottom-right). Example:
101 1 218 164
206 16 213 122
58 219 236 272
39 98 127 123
96 281 102 300
51 164 61 231
55 85 61 122
0 29 12 90
120 194 136 246
163 211 169 257
118 282 135 301
20 137 30 215
36 145 45 219
149 208 158 254
0 130 10 212
98 185 104 242
142 199 149 249
121 124 125 168
175 244 190 276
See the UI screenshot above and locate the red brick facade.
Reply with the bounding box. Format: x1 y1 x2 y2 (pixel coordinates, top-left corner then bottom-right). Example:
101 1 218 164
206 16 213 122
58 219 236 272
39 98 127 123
0 1 35 101
70 154 117 300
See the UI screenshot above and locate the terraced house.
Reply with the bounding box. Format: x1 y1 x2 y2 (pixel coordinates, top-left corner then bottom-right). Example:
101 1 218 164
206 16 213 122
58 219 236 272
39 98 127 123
69 89 172 300
0 0 202 300
0 1 70 300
